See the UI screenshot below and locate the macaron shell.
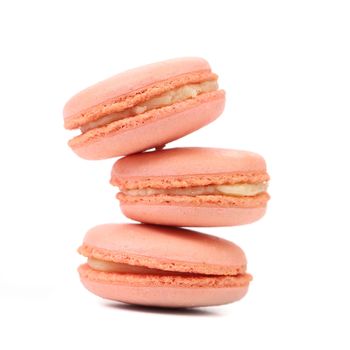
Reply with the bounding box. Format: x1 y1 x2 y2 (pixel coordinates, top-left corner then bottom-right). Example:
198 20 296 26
65 71 216 130
79 264 250 308
64 57 211 122
80 277 249 308
112 147 267 180
70 91 225 160
120 203 266 227
80 224 247 274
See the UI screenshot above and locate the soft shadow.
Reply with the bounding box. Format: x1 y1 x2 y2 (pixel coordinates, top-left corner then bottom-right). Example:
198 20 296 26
102 301 224 317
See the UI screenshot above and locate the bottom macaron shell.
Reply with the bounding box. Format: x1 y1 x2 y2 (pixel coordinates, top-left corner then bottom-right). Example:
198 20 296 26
120 204 266 227
80 276 248 308
71 92 224 160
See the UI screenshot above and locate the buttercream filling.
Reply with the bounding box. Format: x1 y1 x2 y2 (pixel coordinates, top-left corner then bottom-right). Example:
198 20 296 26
80 80 218 133
88 258 200 276
123 182 268 197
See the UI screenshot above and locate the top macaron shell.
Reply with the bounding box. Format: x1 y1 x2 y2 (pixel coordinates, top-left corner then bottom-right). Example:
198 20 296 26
64 58 211 122
112 147 267 180
64 58 225 160
80 223 247 275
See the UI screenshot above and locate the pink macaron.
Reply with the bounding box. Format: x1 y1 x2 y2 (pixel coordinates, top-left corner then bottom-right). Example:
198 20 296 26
78 224 252 308
64 58 225 160
111 147 270 227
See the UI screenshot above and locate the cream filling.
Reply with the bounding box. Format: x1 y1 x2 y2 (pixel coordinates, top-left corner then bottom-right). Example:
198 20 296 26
80 80 218 133
123 182 268 197
88 258 191 276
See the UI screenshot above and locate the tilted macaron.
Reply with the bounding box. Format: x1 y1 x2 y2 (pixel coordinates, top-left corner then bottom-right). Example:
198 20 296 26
78 224 252 308
64 58 225 160
111 148 270 227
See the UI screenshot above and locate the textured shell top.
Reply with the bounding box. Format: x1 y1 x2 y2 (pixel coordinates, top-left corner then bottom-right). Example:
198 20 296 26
80 224 246 271
64 57 212 122
112 147 267 180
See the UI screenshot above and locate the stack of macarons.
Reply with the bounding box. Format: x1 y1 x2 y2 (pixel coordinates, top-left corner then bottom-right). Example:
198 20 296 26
64 57 270 308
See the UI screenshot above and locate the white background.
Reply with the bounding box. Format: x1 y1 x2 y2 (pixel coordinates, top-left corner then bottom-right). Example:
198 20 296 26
1 0 349 349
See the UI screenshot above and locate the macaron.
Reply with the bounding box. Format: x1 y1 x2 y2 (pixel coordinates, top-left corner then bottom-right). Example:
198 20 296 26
111 147 270 227
64 58 225 160
78 224 252 308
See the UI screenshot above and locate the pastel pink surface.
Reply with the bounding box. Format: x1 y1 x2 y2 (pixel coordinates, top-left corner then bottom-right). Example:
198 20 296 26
72 92 224 160
64 57 211 119
120 204 266 227
78 224 250 308
80 278 248 308
112 148 268 226
82 224 246 270
112 147 267 179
